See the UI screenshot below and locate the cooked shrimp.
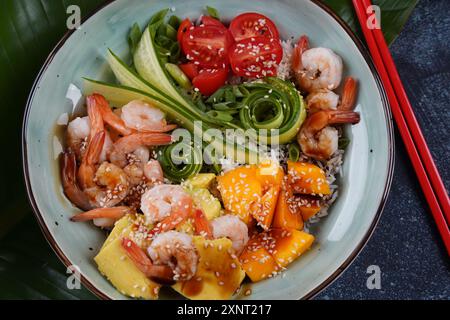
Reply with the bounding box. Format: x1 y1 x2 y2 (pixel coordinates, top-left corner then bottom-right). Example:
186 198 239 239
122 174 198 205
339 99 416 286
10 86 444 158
66 116 112 163
122 147 151 185
87 94 134 136
122 237 175 285
70 206 134 228
60 151 93 211
143 160 164 184
306 89 339 113
298 110 360 160
121 100 177 133
339 77 358 111
147 231 199 281
84 162 130 208
66 117 90 162
192 209 213 239
293 37 343 93
78 131 106 190
109 133 172 168
210 215 249 254
292 35 309 72
141 185 193 227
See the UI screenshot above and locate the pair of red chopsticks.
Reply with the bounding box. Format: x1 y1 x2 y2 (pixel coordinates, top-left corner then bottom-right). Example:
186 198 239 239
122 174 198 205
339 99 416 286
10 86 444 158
352 0 450 255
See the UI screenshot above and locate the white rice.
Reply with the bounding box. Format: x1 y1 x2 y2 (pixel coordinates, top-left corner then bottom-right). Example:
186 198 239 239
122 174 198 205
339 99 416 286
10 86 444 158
277 39 295 81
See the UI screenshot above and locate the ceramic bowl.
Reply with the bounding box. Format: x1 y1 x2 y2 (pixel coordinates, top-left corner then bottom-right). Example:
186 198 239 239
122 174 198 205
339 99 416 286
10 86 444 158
22 0 394 300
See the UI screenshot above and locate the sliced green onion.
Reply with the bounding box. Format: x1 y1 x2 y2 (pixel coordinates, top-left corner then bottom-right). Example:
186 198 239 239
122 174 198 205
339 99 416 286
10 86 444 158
168 15 181 30
288 143 301 162
128 23 142 55
339 137 351 149
207 110 234 122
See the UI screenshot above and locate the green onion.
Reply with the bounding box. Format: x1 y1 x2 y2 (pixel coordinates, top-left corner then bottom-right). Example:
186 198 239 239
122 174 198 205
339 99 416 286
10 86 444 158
165 63 191 90
339 137 351 149
206 6 220 20
158 142 203 183
128 23 142 55
288 143 301 162
207 110 235 122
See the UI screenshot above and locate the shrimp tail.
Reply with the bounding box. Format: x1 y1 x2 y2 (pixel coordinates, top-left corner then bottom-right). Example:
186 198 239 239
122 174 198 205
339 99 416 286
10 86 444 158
70 206 132 222
121 238 175 285
87 95 105 140
143 124 178 133
85 131 106 165
60 152 93 211
139 133 173 146
339 77 359 111
89 94 135 136
328 110 361 125
292 35 309 71
193 209 213 239
148 207 191 239
78 131 106 190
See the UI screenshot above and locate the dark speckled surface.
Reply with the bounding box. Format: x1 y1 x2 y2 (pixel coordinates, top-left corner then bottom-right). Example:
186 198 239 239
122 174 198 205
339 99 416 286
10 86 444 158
316 0 450 300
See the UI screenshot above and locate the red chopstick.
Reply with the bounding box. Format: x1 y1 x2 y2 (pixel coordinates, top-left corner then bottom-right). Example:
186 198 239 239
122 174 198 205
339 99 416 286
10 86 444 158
361 0 450 225
352 0 450 254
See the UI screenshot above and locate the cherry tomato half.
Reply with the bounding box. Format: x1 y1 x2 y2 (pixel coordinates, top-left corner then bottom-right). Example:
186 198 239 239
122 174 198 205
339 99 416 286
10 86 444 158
178 18 193 53
182 25 234 68
199 15 227 29
192 68 229 96
229 13 280 42
179 63 199 80
229 36 283 79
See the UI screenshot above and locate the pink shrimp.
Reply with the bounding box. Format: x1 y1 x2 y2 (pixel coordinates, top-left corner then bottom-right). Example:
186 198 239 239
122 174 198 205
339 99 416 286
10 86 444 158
121 100 177 133
122 237 175 285
87 94 134 136
298 110 360 160
60 151 93 211
71 206 134 228
339 77 359 111
109 133 172 168
78 131 106 190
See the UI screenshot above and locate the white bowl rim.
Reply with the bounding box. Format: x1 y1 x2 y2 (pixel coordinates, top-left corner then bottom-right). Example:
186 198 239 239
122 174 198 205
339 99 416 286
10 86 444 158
22 0 395 300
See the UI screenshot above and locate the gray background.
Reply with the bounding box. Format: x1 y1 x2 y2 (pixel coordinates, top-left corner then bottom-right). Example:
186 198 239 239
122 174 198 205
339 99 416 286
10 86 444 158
317 0 450 300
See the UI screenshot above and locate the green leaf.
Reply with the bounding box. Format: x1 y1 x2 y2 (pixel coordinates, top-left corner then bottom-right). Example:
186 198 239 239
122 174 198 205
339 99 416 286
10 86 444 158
322 0 418 45
206 6 220 20
0 0 417 299
0 217 96 299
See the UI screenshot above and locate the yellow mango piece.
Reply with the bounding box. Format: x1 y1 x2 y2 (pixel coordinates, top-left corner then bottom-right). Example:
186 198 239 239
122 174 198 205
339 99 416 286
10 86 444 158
95 215 160 300
173 237 245 300
185 173 216 189
266 229 315 268
95 238 160 300
217 166 261 225
299 197 322 221
240 237 281 282
101 215 135 251
187 187 222 220
287 161 331 196
273 180 304 230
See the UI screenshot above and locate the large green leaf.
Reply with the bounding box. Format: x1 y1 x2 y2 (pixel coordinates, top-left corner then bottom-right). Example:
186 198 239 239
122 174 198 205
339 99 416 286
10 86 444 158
322 0 418 44
0 218 96 299
0 0 416 300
